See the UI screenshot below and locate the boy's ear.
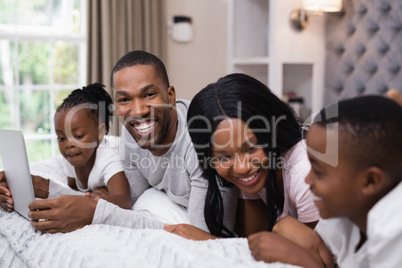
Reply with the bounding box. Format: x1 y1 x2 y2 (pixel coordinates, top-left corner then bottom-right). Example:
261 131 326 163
98 123 107 140
361 167 386 196
167 86 176 106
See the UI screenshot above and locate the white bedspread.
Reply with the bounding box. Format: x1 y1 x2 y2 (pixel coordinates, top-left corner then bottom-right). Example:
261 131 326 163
0 209 298 268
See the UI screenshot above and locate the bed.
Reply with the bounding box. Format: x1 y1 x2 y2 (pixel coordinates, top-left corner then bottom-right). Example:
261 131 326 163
0 156 298 268
0 209 300 268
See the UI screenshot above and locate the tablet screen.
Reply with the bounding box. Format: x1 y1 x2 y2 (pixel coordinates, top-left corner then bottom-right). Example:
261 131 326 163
0 129 35 219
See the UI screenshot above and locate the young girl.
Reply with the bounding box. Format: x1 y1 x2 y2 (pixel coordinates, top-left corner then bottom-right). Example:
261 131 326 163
53 83 131 208
165 73 319 238
0 84 131 211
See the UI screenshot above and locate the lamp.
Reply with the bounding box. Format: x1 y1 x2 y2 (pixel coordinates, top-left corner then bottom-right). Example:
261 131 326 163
170 16 193 43
290 0 342 31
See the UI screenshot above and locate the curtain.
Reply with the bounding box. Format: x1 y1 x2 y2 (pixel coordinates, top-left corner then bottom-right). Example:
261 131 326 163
86 0 166 134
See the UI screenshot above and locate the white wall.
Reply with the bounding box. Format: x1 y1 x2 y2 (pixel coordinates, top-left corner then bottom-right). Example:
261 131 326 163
164 0 327 111
164 0 227 101
269 0 326 113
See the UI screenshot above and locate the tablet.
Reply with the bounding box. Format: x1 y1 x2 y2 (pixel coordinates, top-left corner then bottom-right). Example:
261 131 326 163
0 129 35 219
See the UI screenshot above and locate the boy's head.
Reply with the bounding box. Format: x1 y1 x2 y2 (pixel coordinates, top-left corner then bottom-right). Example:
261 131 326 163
305 95 402 221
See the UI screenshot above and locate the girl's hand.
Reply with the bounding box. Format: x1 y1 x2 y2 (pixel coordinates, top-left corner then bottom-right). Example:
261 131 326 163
248 231 324 268
85 187 109 199
164 224 218 241
0 171 13 212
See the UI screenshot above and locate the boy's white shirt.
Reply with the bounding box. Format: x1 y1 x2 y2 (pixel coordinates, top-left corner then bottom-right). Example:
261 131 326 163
315 181 402 268
366 181 402 267
314 217 368 267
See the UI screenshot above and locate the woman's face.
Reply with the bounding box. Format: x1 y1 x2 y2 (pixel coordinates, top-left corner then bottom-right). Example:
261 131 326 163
211 118 269 194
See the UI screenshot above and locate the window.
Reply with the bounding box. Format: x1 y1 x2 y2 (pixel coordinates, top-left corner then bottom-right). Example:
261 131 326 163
0 0 86 166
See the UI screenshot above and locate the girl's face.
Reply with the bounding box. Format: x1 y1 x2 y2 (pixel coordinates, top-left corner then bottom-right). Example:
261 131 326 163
54 108 103 169
211 118 269 194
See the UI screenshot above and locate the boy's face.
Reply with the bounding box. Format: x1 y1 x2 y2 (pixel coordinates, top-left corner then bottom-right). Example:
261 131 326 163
113 65 176 153
305 124 365 220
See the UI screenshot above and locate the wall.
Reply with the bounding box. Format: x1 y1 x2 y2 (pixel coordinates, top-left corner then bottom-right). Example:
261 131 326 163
324 0 402 104
269 0 326 113
164 0 227 101
164 0 328 111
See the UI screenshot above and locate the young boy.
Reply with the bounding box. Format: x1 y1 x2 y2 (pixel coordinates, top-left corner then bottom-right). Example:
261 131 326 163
305 95 402 267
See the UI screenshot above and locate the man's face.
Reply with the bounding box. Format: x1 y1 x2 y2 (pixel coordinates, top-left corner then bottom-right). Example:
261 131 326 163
113 65 175 151
305 124 365 220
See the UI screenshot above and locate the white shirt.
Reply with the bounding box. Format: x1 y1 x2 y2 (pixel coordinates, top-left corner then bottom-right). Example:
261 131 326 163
366 181 402 267
63 136 124 192
315 218 368 267
316 181 402 267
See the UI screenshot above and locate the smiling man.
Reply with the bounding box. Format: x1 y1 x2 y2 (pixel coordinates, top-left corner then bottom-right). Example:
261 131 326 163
25 50 236 234
94 50 228 227
113 63 176 155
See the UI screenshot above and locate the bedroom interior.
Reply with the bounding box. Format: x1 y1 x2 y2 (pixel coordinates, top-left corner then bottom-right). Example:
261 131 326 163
0 0 401 266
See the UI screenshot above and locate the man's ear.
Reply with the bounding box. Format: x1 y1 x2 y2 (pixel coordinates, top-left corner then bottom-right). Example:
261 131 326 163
167 86 176 106
98 123 107 141
361 167 386 196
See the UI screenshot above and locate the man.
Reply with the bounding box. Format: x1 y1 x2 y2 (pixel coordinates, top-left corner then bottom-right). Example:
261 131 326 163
0 50 236 233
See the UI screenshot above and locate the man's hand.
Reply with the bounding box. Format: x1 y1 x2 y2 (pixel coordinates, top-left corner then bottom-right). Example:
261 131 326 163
0 171 13 212
28 195 98 234
248 231 323 268
164 224 218 241
273 216 334 267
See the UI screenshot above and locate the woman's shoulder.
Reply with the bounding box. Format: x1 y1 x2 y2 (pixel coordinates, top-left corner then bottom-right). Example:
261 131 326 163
282 140 306 161
281 140 310 177
281 140 312 198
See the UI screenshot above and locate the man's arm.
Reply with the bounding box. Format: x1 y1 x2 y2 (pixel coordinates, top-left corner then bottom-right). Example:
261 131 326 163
119 131 150 204
186 169 209 232
92 198 164 229
28 195 97 233
47 179 83 198
32 174 83 199
28 195 165 233
184 144 238 237
29 155 83 198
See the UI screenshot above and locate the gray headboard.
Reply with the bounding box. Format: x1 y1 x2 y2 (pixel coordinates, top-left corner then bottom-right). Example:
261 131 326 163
325 0 402 104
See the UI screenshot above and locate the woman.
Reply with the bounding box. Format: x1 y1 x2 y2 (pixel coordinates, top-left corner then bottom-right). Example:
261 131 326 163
166 73 319 238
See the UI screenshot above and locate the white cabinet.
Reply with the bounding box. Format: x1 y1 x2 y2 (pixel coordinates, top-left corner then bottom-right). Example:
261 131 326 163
226 0 326 118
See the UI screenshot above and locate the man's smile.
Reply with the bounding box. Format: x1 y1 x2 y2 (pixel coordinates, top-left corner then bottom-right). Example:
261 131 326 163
131 120 157 136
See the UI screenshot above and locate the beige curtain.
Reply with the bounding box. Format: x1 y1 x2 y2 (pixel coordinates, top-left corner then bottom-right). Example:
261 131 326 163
86 0 166 134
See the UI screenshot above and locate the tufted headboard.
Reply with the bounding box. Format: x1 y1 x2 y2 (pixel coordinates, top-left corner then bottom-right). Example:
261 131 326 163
324 0 402 104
